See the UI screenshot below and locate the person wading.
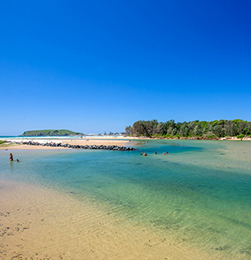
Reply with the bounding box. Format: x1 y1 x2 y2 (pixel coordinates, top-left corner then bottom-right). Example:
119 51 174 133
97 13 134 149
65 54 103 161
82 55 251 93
9 153 13 161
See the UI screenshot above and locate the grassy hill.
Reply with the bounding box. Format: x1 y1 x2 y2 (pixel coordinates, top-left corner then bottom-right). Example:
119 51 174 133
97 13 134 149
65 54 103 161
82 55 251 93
21 129 84 136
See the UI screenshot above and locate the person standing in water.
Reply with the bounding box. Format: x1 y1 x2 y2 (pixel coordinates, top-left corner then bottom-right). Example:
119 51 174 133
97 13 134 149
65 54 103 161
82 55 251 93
9 153 13 161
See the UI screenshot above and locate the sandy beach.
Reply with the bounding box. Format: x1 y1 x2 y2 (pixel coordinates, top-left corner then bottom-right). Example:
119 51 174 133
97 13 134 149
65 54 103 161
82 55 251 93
0 138 133 150
0 179 216 260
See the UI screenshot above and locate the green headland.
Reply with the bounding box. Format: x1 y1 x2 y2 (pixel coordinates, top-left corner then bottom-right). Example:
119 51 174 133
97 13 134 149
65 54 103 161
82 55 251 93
20 129 83 136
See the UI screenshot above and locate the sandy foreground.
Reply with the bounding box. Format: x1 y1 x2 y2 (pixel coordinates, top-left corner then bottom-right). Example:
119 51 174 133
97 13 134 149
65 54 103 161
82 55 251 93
0 138 133 150
0 180 217 260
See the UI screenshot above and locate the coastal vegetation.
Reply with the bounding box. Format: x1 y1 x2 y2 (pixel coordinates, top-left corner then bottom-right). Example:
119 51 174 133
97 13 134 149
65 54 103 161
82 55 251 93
125 119 251 139
0 140 12 148
21 129 84 136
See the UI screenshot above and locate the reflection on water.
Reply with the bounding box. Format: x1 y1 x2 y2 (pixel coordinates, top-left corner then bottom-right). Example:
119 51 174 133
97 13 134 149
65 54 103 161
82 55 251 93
0 140 251 259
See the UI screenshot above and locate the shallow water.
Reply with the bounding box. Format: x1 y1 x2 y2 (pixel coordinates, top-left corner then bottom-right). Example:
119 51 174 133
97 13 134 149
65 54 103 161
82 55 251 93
1 140 251 259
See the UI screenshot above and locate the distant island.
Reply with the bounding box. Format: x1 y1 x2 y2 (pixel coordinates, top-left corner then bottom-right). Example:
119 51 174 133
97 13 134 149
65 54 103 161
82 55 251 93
21 129 84 136
125 119 251 139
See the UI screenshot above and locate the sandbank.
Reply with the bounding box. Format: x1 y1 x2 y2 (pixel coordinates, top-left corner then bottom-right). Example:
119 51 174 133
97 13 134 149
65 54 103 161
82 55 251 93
0 138 133 150
0 179 216 260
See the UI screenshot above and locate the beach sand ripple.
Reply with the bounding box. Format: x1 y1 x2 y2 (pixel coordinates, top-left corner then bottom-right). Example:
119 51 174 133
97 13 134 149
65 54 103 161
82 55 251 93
0 180 216 260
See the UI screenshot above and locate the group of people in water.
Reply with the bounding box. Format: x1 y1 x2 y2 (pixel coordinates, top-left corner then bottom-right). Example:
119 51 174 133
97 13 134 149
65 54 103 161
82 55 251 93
9 153 19 162
140 140 169 156
141 151 169 156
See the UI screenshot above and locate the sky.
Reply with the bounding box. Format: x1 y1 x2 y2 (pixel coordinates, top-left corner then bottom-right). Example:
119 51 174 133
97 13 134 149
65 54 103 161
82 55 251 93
0 0 250 135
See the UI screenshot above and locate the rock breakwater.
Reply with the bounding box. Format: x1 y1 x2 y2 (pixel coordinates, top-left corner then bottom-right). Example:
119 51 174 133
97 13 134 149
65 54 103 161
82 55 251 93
9 141 136 151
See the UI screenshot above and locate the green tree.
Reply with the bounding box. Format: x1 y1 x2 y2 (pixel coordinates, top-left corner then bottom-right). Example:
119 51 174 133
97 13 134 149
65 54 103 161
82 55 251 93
125 125 132 135
213 125 223 137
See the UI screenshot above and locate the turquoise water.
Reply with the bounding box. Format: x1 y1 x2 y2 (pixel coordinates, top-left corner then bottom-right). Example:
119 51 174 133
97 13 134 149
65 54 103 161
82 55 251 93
1 140 251 259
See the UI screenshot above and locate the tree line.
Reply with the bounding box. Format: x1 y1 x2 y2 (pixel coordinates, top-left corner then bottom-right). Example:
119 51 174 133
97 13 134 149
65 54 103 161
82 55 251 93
125 119 251 138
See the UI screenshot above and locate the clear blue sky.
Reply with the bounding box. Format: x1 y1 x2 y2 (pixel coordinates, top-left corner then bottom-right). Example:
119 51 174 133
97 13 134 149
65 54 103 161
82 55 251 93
0 0 250 135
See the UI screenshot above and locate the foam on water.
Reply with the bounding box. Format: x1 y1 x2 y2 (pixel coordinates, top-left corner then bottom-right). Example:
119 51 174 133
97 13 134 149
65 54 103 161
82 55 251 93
0 140 251 259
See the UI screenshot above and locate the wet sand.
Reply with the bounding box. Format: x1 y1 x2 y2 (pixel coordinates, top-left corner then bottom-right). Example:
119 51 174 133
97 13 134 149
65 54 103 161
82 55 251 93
0 179 216 260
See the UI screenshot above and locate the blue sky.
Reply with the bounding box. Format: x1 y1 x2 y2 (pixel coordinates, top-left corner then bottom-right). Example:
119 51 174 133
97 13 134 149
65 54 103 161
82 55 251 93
0 0 250 135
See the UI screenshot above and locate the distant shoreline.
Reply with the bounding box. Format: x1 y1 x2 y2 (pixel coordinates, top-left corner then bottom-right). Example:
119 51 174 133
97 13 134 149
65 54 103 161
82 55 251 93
0 135 250 150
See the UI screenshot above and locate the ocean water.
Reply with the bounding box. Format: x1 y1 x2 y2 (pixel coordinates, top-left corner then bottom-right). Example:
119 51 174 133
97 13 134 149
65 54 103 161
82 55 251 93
0 140 251 259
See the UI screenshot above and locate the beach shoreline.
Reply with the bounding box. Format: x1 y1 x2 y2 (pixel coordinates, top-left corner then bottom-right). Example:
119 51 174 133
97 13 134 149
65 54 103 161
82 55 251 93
0 138 133 150
0 134 250 151
0 135 250 151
